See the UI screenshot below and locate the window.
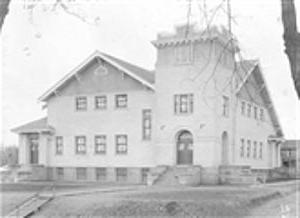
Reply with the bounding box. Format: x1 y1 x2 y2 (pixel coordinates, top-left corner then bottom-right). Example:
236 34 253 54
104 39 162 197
247 140 251 158
241 101 246 115
95 168 106 181
116 168 127 182
253 141 257 159
115 94 127 108
174 94 193 114
75 136 86 154
222 96 229 117
259 142 263 159
76 167 87 180
116 135 127 154
175 44 193 64
247 103 252 117
141 168 149 184
142 109 152 140
95 135 106 154
56 167 64 178
240 139 245 158
254 106 258 119
55 136 63 155
75 96 87 111
95 96 107 110
260 108 265 121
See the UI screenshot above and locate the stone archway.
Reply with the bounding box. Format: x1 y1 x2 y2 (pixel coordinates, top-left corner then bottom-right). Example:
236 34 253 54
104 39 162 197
221 131 229 165
176 130 193 165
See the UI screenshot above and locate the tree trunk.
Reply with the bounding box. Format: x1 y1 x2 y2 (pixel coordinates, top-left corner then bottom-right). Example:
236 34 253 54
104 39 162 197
0 0 11 32
281 0 300 98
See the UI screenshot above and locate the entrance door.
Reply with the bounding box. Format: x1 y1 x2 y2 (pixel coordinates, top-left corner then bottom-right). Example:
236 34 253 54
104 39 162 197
221 132 229 165
177 131 193 165
29 134 39 164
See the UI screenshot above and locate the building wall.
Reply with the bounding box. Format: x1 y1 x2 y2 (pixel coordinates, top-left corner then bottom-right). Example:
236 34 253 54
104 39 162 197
234 72 279 169
46 59 155 168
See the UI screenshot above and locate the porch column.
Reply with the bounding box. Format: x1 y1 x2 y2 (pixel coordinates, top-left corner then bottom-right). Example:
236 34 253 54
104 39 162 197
39 133 51 166
18 134 29 164
277 142 282 167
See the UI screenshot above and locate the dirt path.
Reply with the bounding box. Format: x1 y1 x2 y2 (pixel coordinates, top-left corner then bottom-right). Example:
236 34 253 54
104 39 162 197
248 191 300 218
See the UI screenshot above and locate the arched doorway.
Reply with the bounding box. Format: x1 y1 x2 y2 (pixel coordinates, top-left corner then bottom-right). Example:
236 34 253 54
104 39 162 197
221 131 229 165
176 130 193 165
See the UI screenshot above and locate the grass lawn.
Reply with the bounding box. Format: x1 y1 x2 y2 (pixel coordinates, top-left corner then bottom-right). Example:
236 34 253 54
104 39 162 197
32 183 300 218
0 181 130 216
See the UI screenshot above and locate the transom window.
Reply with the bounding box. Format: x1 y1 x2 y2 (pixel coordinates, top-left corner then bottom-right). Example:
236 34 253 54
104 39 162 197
75 136 86 154
55 136 63 155
95 135 106 154
115 94 127 108
174 94 193 114
222 96 229 117
116 135 127 154
95 96 107 110
75 96 87 111
142 109 152 140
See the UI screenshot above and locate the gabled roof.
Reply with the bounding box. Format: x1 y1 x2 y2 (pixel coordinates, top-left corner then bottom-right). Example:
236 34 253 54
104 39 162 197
11 117 54 134
39 50 155 102
235 60 284 137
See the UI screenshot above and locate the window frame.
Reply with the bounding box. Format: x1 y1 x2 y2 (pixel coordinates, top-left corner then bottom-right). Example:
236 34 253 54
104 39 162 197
259 142 263 159
75 136 87 155
174 94 194 115
174 43 194 65
142 109 152 140
95 135 106 154
76 167 87 180
247 103 252 118
240 138 245 158
95 95 107 110
253 141 257 159
222 96 230 117
247 140 251 158
241 101 246 115
55 136 63 155
116 135 128 154
115 94 128 109
75 96 87 111
260 108 265 121
95 167 106 181
116 168 127 182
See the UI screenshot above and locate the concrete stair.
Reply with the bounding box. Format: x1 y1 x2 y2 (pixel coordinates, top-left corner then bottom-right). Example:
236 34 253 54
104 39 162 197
148 165 201 186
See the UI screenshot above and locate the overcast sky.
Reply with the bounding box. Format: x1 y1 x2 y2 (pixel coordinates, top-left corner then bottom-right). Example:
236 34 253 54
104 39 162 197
1 0 300 146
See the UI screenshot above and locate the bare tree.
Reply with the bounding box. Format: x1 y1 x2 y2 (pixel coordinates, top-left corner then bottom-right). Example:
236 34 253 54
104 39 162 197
0 0 99 32
281 0 300 98
0 0 10 32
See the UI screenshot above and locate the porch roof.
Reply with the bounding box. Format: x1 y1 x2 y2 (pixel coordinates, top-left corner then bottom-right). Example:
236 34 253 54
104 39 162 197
11 117 54 134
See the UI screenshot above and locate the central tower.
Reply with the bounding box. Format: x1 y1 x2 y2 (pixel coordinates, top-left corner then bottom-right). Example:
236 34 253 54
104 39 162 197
152 24 238 167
